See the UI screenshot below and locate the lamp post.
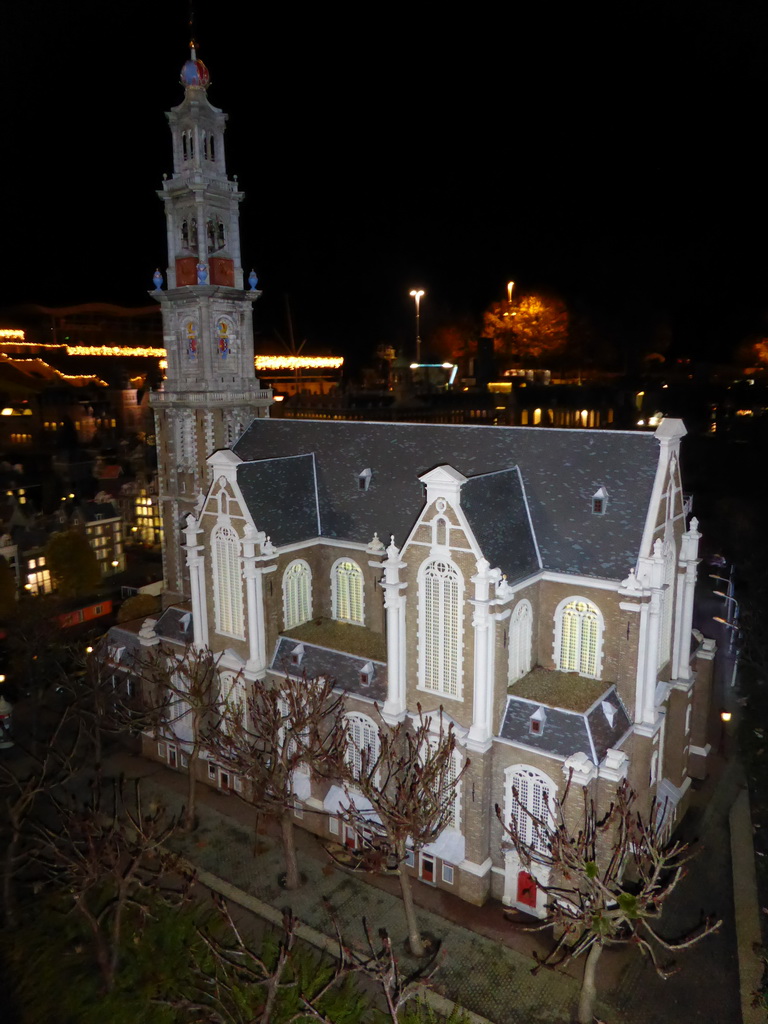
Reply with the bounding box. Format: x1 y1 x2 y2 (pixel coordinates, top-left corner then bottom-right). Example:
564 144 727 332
507 280 515 305
409 289 425 366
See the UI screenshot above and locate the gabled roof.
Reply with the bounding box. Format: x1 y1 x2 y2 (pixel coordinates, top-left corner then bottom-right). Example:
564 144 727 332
233 420 661 580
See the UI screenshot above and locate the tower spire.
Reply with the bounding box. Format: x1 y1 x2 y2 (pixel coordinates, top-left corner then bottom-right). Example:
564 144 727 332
150 39 271 598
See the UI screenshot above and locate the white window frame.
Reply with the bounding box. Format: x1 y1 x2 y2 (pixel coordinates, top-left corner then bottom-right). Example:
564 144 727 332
553 596 604 678
283 559 312 630
212 523 244 638
442 863 455 885
332 558 365 625
404 849 415 868
418 557 464 699
509 599 533 683
504 765 555 856
344 712 380 783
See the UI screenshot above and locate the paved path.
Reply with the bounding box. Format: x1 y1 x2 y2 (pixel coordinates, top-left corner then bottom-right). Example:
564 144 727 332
106 746 745 1024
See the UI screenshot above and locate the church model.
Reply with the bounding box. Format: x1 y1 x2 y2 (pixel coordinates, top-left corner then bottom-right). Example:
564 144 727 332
111 46 715 914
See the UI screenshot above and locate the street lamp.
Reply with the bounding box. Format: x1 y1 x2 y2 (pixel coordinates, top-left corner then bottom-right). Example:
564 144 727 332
409 289 425 365
507 280 515 305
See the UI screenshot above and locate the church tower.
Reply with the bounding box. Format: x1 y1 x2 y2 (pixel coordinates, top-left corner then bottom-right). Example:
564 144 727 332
151 44 271 598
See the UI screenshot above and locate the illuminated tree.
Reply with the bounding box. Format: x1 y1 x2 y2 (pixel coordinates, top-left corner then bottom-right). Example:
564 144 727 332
496 779 721 1024
483 293 569 364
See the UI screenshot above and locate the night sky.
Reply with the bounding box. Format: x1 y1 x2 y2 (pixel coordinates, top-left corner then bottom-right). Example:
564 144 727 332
6 1 768 368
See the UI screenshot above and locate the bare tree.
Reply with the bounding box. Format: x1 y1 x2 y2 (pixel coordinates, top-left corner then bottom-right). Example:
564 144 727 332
212 673 348 891
145 644 227 832
0 707 83 926
495 779 721 1024
161 897 444 1024
339 708 467 957
34 778 194 991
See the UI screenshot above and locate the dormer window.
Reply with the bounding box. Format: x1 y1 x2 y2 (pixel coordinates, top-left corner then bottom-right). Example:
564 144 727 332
529 706 547 736
290 643 305 667
592 486 608 515
358 468 372 492
360 662 374 686
601 700 617 728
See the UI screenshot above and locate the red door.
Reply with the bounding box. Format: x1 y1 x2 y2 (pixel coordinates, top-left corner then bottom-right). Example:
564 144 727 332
344 826 357 850
517 871 537 907
421 854 435 884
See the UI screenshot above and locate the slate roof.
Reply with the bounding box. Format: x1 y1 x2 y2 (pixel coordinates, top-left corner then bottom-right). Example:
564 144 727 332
270 636 388 704
237 454 318 547
499 685 631 763
154 606 193 645
233 420 659 580
461 468 540 583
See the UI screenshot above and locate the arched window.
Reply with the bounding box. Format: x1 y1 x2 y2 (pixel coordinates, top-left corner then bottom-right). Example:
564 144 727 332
433 516 448 547
344 713 380 781
504 766 553 855
333 559 364 625
509 600 533 683
283 560 312 630
555 598 602 678
221 672 246 731
420 559 463 698
212 525 243 638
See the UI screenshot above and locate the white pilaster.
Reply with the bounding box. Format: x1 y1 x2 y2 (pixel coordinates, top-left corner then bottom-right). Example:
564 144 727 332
468 558 499 751
183 513 207 648
673 516 701 681
381 537 407 722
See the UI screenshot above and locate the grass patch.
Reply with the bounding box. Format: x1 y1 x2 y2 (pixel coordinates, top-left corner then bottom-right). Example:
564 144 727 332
509 666 610 712
283 618 387 661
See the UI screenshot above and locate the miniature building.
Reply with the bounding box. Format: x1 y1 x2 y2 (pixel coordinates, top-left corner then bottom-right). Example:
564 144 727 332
108 44 714 916
114 414 713 912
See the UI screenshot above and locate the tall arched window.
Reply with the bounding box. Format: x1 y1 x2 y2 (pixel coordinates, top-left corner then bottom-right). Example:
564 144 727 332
420 559 463 698
212 525 243 638
333 559 364 625
556 598 602 677
509 600 533 683
283 560 312 630
344 713 380 781
504 766 553 855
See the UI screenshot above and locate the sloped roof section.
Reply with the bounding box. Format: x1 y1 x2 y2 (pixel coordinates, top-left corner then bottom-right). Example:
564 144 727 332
499 684 630 763
236 453 318 546
233 420 660 579
270 636 388 703
461 467 540 582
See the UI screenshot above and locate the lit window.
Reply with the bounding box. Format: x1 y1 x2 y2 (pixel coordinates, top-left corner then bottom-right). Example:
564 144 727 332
556 598 602 678
421 559 462 697
333 559 364 624
283 560 312 629
212 524 243 637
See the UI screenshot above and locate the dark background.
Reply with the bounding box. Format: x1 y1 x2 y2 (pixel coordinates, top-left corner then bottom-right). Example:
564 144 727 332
5 1 768 368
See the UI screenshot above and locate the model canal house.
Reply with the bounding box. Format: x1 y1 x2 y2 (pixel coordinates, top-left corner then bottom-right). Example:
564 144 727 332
111 44 715 916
